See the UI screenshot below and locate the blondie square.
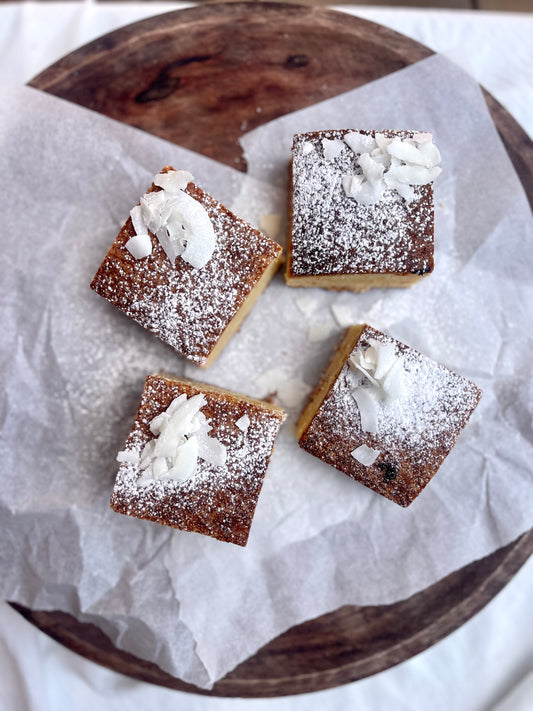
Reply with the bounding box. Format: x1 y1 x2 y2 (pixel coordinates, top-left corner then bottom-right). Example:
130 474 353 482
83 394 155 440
297 325 481 506
112 374 286 546
287 130 440 291
91 168 283 366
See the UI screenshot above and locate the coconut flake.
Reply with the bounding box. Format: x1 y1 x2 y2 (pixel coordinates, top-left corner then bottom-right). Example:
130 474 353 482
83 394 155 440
331 303 353 328
155 223 185 264
197 434 227 467
417 140 441 168
357 152 386 184
342 131 441 206
383 177 416 204
351 444 380 466
322 138 345 161
351 339 406 404
154 169 193 193
130 205 147 236
154 394 205 453
341 173 364 198
413 131 433 145
369 148 392 170
134 392 226 486
167 435 198 480
152 456 169 479
371 341 398 381
382 357 405 402
386 163 441 186
349 349 380 388
348 339 406 434
150 393 187 435
387 136 427 165
139 439 156 469
117 450 140 465
235 414 250 432
375 133 393 151
277 379 311 409
129 170 216 269
386 136 441 170
345 177 387 206
166 393 188 415
191 410 210 435
295 294 317 317
164 190 216 269
125 233 152 259
344 131 376 155
140 190 166 233
351 387 379 434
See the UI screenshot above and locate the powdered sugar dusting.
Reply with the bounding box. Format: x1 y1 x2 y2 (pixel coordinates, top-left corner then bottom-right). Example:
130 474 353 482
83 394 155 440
300 326 482 505
111 376 285 546
290 130 434 277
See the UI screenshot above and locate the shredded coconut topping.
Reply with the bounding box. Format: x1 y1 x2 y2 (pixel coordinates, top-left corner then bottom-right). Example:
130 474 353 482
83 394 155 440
341 131 441 206
119 392 227 486
348 338 405 434
131 169 216 270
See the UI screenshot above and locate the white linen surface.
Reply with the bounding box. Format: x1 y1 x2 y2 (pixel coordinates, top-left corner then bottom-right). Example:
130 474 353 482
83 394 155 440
1 4 532 711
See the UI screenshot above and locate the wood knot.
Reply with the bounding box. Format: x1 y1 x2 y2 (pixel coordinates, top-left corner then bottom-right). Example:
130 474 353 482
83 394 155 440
285 54 309 69
135 55 214 103
135 76 180 103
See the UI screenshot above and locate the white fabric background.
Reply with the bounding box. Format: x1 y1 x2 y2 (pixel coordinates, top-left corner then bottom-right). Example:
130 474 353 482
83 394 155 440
1 3 532 710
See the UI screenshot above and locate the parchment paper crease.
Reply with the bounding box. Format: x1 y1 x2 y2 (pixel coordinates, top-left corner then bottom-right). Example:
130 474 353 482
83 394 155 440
1 53 532 689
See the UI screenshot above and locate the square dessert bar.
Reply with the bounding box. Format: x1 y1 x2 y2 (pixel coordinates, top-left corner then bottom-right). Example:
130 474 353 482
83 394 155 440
287 130 440 291
297 325 481 507
91 167 283 367
112 375 286 546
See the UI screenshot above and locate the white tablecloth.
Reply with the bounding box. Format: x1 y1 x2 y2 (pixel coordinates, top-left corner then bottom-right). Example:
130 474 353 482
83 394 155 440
1 4 532 710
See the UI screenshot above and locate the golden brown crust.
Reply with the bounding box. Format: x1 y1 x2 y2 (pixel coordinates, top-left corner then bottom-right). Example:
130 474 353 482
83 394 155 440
297 325 365 440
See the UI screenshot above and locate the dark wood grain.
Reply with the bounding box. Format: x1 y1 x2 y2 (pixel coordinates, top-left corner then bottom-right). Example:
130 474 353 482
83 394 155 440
11 529 533 697
30 2 435 172
21 2 533 697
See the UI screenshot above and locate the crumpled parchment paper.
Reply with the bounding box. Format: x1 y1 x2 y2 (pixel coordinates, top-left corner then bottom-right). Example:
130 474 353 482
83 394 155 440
1 52 532 688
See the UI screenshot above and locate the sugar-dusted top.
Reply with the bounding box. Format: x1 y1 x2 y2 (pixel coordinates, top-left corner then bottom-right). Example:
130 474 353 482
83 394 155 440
111 375 286 546
289 130 434 277
91 169 282 365
299 326 482 506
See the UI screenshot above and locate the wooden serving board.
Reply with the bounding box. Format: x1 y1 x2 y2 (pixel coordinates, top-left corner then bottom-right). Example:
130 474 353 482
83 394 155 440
20 2 533 698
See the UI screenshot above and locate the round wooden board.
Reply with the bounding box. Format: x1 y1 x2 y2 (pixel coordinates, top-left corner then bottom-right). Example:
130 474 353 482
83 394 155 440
21 2 533 698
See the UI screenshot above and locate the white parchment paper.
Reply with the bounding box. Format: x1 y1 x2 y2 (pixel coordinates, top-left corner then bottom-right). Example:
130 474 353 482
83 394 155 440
1 52 532 689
